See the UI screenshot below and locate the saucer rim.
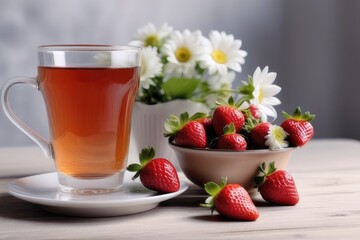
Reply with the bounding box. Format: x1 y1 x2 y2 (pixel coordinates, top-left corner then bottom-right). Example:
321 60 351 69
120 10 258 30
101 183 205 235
7 172 189 209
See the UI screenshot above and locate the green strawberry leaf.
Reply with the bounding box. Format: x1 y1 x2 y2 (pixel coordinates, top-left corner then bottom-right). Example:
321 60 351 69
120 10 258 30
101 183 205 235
127 163 143 180
162 77 201 99
179 112 189 126
268 162 277 175
254 162 277 188
139 146 155 165
204 182 221 197
127 163 143 172
283 106 315 122
164 115 180 137
254 176 264 187
228 96 235 106
189 112 207 121
223 123 236 135
293 107 302 119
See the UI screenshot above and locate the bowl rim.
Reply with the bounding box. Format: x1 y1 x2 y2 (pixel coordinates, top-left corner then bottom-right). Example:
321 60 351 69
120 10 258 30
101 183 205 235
168 137 297 154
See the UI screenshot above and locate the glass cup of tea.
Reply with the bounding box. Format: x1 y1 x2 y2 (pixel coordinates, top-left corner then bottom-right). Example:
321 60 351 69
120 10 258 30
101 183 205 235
1 45 141 194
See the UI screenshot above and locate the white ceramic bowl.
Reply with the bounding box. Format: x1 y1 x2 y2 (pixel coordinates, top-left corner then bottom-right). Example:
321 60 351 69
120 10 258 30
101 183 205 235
169 141 296 193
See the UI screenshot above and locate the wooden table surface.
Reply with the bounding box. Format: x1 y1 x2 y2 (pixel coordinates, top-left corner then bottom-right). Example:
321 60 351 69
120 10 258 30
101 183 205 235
0 139 359 240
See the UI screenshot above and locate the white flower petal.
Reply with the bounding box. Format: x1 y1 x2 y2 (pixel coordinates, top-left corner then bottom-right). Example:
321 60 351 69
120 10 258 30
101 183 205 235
200 31 246 76
262 85 282 97
252 67 262 85
261 97 281 106
259 105 277 119
263 72 277 85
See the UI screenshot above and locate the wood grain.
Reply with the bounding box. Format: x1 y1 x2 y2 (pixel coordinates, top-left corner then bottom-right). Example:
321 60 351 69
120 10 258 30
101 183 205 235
0 139 359 240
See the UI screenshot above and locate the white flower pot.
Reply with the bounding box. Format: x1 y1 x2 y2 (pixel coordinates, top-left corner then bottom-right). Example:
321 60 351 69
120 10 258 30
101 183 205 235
131 100 208 169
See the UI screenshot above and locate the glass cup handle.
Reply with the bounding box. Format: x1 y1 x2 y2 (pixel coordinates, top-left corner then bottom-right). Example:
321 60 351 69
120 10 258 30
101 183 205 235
1 76 53 160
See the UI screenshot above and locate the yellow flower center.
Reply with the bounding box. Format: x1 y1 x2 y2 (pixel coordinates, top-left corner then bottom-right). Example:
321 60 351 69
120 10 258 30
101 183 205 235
258 88 264 103
145 35 159 47
211 50 227 64
175 47 191 63
272 126 287 142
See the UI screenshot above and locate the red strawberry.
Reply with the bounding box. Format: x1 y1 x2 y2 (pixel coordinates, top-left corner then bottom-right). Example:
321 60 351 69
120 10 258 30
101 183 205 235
281 107 315 147
249 122 272 149
242 104 261 120
212 97 245 136
201 178 259 221
215 123 247 150
196 117 216 143
255 162 299 205
127 147 180 193
196 116 212 130
164 112 207 148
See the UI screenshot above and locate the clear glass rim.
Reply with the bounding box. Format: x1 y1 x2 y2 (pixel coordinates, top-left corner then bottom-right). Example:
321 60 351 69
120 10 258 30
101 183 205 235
38 44 142 52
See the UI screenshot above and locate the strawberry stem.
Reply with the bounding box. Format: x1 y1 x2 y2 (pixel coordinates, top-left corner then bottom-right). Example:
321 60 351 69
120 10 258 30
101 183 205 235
127 146 157 181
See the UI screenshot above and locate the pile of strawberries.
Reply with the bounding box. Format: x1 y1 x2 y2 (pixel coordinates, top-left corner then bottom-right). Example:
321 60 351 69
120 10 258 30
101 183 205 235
164 96 315 150
128 96 315 221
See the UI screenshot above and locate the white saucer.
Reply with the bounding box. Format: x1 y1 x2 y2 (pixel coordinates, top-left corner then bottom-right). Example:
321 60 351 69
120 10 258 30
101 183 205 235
7 172 188 217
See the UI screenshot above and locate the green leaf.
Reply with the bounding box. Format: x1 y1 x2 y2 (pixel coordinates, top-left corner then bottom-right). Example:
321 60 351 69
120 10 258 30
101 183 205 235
219 177 228 188
189 112 207 121
282 107 315 122
239 76 255 96
293 107 302 119
162 78 201 99
282 110 293 119
163 115 180 136
254 176 264 188
179 112 189 126
268 162 277 174
139 146 155 165
126 163 143 172
204 182 221 196
228 96 235 106
223 123 235 134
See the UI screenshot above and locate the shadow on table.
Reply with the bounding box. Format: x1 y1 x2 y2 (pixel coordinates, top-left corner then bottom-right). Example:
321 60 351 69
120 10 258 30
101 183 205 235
0 193 155 223
160 185 207 208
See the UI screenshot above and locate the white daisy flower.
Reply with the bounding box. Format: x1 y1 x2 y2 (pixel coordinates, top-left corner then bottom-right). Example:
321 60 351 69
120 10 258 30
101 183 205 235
250 66 281 122
265 125 289 150
129 23 173 47
207 71 236 91
200 31 247 76
162 29 206 78
139 46 163 89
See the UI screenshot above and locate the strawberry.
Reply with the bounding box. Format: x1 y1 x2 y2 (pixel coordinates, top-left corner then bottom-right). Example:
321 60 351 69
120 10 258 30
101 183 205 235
255 162 299 205
196 117 216 143
164 112 207 148
281 107 315 147
215 123 247 150
242 104 261 120
249 121 272 149
212 96 245 136
127 147 180 193
201 177 259 221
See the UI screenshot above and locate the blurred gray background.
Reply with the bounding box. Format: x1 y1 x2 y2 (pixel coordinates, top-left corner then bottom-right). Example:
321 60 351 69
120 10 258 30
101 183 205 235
0 0 359 147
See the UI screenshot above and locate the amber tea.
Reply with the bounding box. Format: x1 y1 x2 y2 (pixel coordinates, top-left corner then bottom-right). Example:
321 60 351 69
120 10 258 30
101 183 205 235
39 66 139 178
